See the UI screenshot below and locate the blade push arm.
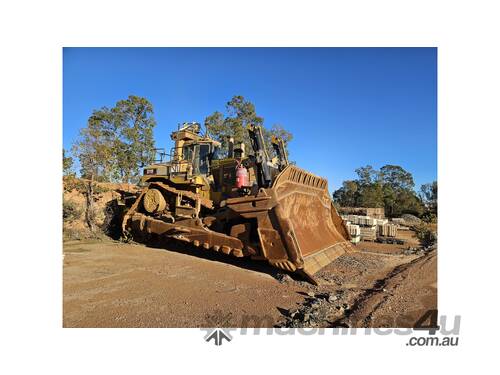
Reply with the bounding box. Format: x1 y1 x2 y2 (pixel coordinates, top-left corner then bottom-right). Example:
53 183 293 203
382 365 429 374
247 124 273 188
271 135 289 171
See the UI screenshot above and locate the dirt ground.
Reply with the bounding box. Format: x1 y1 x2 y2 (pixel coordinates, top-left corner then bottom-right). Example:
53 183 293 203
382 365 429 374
63 237 437 328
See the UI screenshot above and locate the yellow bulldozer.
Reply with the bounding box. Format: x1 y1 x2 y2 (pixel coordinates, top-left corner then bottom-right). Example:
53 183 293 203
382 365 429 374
122 122 353 284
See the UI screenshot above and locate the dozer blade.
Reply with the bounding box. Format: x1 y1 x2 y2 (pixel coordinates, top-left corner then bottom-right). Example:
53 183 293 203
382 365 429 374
268 165 354 282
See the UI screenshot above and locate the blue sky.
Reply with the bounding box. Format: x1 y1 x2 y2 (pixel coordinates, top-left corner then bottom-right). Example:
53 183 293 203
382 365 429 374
63 47 437 191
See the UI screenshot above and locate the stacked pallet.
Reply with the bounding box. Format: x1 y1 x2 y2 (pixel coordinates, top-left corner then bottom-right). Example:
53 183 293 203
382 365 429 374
341 215 399 242
346 223 361 244
365 207 385 219
347 223 361 236
343 214 355 223
343 214 377 226
366 217 377 226
376 218 389 226
378 223 398 237
359 226 377 241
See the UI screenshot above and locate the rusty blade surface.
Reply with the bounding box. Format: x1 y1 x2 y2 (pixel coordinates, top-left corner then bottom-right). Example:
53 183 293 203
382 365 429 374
271 165 353 275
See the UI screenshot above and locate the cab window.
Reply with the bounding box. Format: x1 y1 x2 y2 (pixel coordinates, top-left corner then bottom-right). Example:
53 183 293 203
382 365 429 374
182 145 193 162
199 144 210 174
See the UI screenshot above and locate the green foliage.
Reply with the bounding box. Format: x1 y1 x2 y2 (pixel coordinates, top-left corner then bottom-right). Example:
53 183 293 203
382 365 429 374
72 108 115 181
332 180 359 207
112 96 156 181
380 165 415 190
420 181 438 219
421 211 437 223
358 182 384 208
63 149 74 176
205 95 293 157
265 124 293 158
73 95 156 183
355 165 378 185
205 111 227 143
63 199 82 221
414 223 437 247
332 164 427 217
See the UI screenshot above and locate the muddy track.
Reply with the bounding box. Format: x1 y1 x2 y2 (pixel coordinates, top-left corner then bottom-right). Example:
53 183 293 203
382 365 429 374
335 250 437 327
276 250 437 328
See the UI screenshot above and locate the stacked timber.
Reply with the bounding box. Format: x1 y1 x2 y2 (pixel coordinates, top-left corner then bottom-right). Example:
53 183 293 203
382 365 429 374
378 223 398 238
346 223 361 244
359 226 377 241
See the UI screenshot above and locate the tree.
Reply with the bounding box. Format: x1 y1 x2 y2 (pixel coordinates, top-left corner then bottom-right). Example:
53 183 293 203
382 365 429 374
379 165 421 216
112 96 156 182
72 95 156 183
63 149 74 176
205 95 292 158
72 108 115 234
380 164 415 190
332 180 360 207
332 164 425 217
378 165 422 216
392 188 424 217
72 107 116 181
420 181 438 220
224 95 264 146
71 95 156 234
265 124 293 158
355 165 379 186
205 111 227 140
420 181 437 209
358 182 385 208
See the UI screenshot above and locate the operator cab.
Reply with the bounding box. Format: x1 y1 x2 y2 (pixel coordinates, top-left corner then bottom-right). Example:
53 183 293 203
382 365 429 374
180 141 215 175
168 122 221 178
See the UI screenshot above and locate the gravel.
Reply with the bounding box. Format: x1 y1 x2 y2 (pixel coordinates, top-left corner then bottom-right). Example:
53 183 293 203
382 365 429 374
277 291 348 328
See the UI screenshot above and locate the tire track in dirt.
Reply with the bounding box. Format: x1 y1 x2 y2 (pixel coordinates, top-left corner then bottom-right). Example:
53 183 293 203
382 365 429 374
333 250 437 328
